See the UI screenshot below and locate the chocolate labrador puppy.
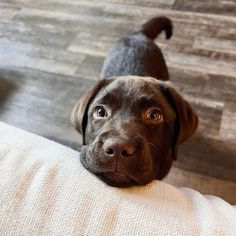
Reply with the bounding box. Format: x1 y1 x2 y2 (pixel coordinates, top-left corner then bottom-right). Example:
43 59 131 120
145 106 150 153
71 17 198 187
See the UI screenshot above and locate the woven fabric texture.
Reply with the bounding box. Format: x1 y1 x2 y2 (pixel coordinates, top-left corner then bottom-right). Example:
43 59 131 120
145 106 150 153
0 122 235 235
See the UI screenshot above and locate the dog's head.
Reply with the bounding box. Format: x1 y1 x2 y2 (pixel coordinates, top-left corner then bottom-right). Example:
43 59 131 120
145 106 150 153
71 76 198 187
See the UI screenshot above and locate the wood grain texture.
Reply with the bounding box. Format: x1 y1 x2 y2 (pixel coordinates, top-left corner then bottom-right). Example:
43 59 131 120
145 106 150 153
0 0 235 203
173 0 236 16
164 167 236 204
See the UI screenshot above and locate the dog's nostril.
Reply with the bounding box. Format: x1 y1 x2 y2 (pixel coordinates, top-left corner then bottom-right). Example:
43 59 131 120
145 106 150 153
121 144 135 157
122 150 132 157
105 147 114 155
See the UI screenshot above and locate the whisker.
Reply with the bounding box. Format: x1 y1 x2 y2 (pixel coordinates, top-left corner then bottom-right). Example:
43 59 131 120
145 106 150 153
147 142 157 147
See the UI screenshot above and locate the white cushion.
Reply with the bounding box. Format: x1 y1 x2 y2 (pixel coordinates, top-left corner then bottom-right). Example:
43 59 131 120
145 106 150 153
0 122 235 235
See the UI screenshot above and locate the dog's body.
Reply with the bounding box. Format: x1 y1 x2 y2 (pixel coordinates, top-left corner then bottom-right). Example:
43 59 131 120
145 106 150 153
101 17 172 81
71 17 198 187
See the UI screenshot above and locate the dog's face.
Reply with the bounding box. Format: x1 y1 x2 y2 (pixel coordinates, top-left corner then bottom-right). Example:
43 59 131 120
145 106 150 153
71 76 198 187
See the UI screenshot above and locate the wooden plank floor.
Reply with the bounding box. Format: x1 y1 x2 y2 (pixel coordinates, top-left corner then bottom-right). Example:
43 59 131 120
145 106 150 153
0 0 235 203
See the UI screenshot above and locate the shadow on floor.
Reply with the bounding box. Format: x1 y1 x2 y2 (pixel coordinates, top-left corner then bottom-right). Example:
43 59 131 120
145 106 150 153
0 77 16 111
177 131 236 182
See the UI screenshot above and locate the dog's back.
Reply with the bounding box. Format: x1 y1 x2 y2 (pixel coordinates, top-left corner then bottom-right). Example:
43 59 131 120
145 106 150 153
101 16 173 81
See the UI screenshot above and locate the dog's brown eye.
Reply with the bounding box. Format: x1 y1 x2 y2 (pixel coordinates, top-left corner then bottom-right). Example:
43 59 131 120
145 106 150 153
94 106 108 118
144 108 163 124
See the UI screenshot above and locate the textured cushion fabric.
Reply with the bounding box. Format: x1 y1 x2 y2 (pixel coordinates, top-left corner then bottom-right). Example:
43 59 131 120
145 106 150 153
0 122 235 236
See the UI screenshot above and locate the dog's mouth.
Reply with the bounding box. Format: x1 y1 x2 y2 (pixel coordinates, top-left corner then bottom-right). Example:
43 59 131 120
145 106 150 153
80 145 136 187
80 144 152 187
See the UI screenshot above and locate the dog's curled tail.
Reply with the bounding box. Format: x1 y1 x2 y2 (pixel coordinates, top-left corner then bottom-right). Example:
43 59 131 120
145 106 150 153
141 16 173 40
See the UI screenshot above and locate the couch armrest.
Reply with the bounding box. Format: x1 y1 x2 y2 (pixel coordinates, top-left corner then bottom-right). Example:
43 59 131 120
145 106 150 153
0 122 235 235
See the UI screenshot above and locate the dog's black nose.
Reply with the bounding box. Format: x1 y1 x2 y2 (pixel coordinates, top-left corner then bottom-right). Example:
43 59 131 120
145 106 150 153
103 139 135 158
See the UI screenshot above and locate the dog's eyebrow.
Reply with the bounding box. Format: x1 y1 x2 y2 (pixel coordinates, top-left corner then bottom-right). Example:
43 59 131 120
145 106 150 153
94 88 121 106
137 96 160 108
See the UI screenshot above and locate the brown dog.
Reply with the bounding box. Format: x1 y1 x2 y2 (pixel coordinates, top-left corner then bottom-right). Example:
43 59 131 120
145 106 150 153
71 17 198 187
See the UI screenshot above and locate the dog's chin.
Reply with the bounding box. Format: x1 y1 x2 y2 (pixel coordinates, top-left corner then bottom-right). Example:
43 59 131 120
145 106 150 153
95 172 136 188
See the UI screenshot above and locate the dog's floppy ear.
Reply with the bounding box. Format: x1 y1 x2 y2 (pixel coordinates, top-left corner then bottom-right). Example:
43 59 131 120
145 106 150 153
160 82 198 160
71 79 112 144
